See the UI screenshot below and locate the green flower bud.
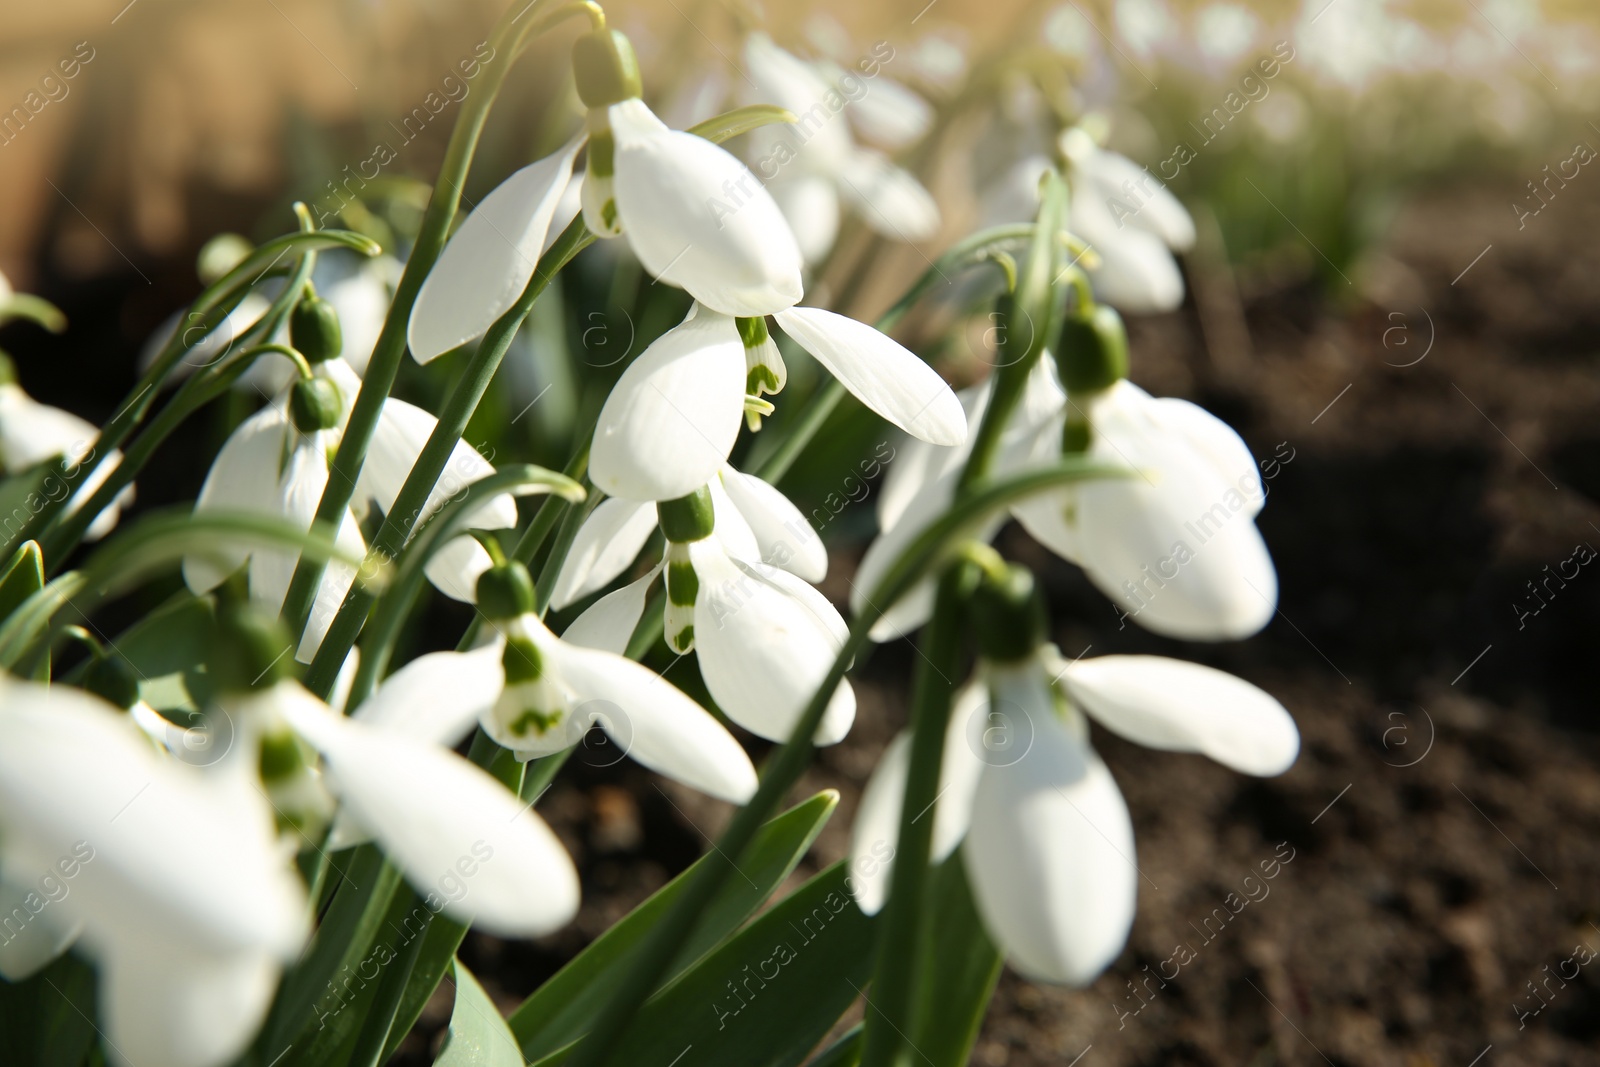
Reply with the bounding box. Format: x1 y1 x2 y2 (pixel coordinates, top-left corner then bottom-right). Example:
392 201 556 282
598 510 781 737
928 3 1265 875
0 352 15 386
83 655 141 710
476 561 536 620
657 486 715 543
573 28 642 109
290 376 343 434
1054 304 1128 395
210 604 295 692
290 291 343 363
970 563 1048 663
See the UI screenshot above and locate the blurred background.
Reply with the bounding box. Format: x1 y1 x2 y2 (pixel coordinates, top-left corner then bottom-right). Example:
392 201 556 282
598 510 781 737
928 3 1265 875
3 1 1599 1064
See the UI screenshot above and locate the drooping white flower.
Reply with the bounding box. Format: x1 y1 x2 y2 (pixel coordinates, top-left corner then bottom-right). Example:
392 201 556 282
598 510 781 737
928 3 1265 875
848 647 1298 984
856 358 1276 641
595 97 804 316
1061 128 1196 313
183 356 517 659
0 678 307 1067
351 598 758 805
742 34 939 265
589 302 965 502
0 357 135 541
552 473 853 746
253 679 581 938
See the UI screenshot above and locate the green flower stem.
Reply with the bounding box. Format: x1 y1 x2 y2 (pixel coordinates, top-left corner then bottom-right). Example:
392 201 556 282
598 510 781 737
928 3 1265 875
533 481 598 616
859 561 977 1067
563 458 1121 1067
37 343 313 563
276 0 568 649
755 224 1039 486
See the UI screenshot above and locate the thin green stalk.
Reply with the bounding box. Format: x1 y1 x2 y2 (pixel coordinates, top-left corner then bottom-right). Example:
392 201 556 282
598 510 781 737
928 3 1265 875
858 561 976 1067
562 458 1120 1067
277 0 568 643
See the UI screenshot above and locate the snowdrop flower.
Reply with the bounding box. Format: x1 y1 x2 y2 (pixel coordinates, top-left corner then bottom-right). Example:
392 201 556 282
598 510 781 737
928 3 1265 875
552 476 854 746
590 301 965 502
858 306 1276 642
351 557 758 804
184 322 516 659
0 676 307 1067
848 573 1297 984
1062 128 1196 313
742 33 939 265
0 354 134 541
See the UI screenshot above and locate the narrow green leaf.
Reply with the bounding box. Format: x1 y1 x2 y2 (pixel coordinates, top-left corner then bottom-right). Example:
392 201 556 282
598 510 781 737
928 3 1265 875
435 959 523 1067
512 790 840 1061
90 592 216 712
535 862 873 1067
0 468 53 560
0 541 44 624
0 951 98 1067
906 858 1002 1067
688 104 799 145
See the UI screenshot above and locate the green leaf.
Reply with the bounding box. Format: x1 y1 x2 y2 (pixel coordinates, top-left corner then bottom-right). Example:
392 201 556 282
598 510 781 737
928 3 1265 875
0 950 99 1067
97 592 216 712
435 959 523 1067
0 292 68 332
0 541 44 624
512 790 840 1061
687 104 799 145
907 858 1002 1067
0 467 54 560
536 861 873 1067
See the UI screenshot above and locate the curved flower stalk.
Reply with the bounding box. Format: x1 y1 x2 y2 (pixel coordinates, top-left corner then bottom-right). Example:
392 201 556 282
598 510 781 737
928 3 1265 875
1061 127 1197 313
589 301 965 502
351 558 758 804
551 473 854 746
0 677 307 1067
741 33 939 265
184 339 516 660
849 636 1298 984
0 356 135 542
857 304 1276 641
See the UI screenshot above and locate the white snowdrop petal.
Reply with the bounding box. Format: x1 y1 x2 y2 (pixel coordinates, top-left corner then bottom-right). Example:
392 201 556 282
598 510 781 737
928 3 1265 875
550 498 658 609
183 406 290 594
553 642 758 803
98 943 282 1067
775 307 965 446
1073 382 1277 640
248 438 332 617
279 691 579 938
707 473 760 564
590 309 746 501
562 566 659 655
934 678 988 862
1149 395 1265 517
297 510 367 663
963 681 1136 986
1062 655 1299 776
610 99 803 317
353 643 505 748
719 466 827 581
878 380 987 531
0 682 306 958
835 149 941 242
409 137 583 362
742 34 854 171
1080 147 1196 250
1070 195 1186 313
844 72 934 150
848 731 910 915
690 542 852 744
